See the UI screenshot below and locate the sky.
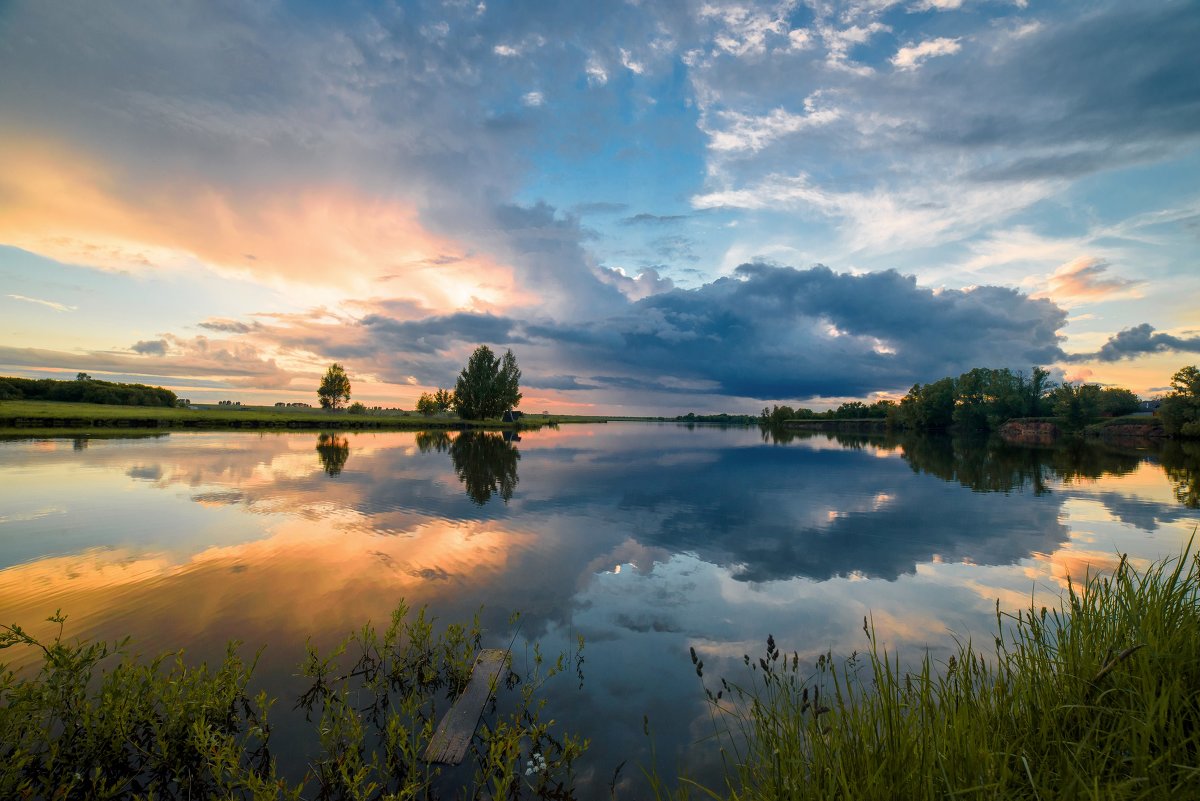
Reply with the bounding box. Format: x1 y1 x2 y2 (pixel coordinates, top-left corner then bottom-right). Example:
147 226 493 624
1 0 1198 414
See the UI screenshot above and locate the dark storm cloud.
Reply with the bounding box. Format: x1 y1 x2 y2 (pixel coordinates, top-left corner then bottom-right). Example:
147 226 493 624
282 262 1067 401
358 312 524 355
130 339 168 356
1067 324 1200 363
525 263 1068 399
950 3 1200 164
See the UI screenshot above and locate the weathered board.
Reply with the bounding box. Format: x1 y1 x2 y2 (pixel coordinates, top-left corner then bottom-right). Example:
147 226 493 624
423 648 510 765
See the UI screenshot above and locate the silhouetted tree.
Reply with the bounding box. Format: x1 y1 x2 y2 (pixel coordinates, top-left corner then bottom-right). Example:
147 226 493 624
452 346 521 420
318 363 351 410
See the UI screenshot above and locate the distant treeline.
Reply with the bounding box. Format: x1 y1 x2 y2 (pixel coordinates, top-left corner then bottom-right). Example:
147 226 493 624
0 375 178 407
761 366 1151 433
673 412 759 424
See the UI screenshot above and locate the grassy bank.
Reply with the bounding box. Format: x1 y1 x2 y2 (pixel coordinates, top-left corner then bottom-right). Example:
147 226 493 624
665 544 1200 800
0 400 600 432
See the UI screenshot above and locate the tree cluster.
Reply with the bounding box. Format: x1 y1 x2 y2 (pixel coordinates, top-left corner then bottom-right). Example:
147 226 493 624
1159 365 1200 437
756 365 1154 434
415 388 454 416
452 346 521 420
0 375 177 407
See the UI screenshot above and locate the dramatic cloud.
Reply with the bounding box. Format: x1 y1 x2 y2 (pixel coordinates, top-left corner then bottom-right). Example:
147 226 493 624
1069 324 1200 363
521 263 1067 398
1 0 1196 407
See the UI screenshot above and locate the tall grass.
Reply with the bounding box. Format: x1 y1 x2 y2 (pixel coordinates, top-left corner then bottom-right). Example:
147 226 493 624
667 544 1200 800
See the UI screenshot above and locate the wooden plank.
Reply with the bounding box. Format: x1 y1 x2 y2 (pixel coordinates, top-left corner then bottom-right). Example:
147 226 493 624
423 648 510 765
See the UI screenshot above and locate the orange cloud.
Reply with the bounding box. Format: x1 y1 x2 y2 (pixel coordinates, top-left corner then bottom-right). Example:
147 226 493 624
1037 257 1141 306
0 136 530 313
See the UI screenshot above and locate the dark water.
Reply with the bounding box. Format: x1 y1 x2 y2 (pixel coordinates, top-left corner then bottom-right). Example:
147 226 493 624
1 424 1197 794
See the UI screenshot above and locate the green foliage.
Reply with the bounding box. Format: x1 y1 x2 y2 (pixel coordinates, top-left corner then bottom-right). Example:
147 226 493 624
758 405 796 426
1 604 587 801
318 364 352 410
1098 387 1141 417
657 544 1200 800
1050 382 1102 431
1160 365 1200 437
452 347 522 420
0 611 285 800
893 367 1055 433
416 392 438 416
0 375 177 407
895 376 957 430
416 389 455 417
347 402 367 415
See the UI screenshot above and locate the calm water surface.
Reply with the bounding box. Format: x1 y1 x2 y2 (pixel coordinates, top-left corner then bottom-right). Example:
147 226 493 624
1 424 1197 794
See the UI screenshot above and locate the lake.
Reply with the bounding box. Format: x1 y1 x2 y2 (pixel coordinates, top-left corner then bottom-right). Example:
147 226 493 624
1 424 1197 796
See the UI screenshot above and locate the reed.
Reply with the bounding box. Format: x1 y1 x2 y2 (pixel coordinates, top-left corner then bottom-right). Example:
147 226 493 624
663 542 1200 800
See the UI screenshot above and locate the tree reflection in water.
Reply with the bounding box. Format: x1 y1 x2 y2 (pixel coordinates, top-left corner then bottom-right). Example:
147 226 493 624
1161 440 1200 508
315 433 350 476
760 426 1157 495
448 431 520 505
414 430 451 454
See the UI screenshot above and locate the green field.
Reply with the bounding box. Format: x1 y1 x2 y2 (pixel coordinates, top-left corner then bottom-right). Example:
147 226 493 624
0 399 658 431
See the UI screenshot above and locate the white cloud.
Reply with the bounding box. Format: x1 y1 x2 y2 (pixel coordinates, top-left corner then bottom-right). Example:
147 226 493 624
706 100 841 153
821 22 891 73
692 171 1054 253
911 0 965 10
522 91 545 107
891 37 962 71
788 28 814 50
619 48 645 74
7 294 76 312
585 57 608 86
700 3 790 58
493 44 520 57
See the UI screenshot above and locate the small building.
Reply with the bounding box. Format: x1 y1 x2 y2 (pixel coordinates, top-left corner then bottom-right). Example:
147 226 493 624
1140 399 1162 413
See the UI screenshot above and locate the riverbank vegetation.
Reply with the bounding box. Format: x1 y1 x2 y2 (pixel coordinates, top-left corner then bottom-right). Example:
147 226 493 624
760 364 1198 438
0 374 177 407
662 543 1200 800
4 543 1197 799
1 604 586 801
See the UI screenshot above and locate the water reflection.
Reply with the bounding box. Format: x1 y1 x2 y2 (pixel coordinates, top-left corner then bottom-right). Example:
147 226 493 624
0 425 1197 799
315 433 350 476
1161 440 1200 508
449 431 520 505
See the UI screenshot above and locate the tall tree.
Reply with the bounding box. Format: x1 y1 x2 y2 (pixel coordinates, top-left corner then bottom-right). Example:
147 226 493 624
452 346 522 420
317 363 352 410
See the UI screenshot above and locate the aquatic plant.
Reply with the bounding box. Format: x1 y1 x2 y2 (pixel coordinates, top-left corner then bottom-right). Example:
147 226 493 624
656 543 1200 800
0 604 586 800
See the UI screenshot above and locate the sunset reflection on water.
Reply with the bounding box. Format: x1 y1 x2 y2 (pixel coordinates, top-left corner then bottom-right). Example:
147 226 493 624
1 424 1196 795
